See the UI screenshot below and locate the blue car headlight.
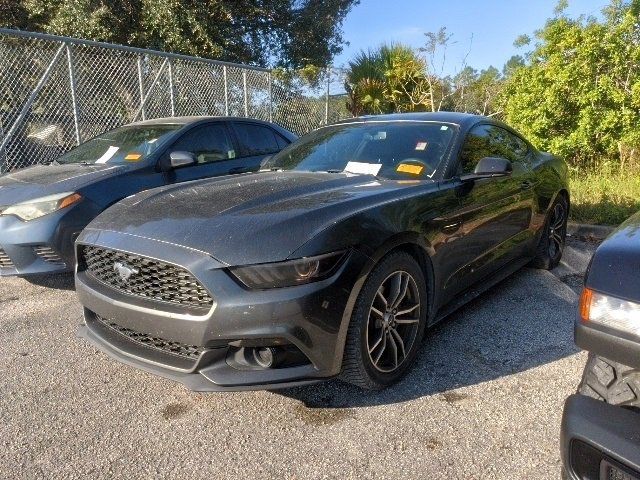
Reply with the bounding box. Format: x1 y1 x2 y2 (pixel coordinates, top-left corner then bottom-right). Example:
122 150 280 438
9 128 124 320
0 192 82 221
229 250 347 289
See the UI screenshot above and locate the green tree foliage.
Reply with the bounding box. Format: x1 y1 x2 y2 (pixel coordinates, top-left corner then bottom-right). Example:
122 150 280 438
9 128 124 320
345 37 507 117
502 0 640 170
1 0 358 68
344 44 431 115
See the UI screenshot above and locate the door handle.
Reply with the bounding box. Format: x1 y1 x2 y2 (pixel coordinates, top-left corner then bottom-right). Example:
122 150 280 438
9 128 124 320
520 180 533 190
229 166 251 174
441 221 462 234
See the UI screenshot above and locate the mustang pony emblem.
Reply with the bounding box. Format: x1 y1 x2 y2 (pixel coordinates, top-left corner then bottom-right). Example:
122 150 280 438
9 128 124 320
113 262 139 283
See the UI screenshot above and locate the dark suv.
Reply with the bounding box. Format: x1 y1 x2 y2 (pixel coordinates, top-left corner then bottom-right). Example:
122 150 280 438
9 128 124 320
561 211 640 479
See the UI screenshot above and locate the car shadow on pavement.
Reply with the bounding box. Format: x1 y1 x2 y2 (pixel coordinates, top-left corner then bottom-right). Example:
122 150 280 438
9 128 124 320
20 273 75 291
277 267 580 409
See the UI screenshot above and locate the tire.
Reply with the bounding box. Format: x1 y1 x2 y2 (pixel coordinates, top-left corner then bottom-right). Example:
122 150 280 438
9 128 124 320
578 353 640 410
531 193 568 270
340 251 428 389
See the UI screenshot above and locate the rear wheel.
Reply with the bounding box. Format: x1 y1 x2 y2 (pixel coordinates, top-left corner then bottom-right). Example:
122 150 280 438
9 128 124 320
531 194 568 270
340 251 428 389
578 354 640 410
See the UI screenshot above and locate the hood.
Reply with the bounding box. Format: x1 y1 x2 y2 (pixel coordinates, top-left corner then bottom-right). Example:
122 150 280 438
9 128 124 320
0 164 126 206
586 210 640 302
85 171 430 265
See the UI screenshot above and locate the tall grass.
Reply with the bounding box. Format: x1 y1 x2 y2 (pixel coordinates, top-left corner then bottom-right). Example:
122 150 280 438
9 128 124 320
569 165 640 225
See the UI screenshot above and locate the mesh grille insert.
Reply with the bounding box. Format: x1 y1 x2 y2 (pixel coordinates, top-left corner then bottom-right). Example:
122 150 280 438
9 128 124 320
0 249 14 268
80 245 213 310
96 315 204 360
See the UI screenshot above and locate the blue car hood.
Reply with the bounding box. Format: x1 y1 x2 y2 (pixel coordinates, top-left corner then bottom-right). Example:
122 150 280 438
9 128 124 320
0 164 125 205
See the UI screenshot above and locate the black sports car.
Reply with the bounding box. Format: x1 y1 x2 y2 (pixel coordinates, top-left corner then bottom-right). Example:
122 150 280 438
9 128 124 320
0 116 295 276
75 112 569 391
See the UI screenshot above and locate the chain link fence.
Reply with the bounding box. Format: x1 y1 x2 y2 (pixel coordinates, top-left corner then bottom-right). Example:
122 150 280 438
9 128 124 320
0 29 350 173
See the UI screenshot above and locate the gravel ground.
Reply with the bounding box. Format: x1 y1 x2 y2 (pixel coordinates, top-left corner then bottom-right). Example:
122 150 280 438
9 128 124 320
0 237 598 479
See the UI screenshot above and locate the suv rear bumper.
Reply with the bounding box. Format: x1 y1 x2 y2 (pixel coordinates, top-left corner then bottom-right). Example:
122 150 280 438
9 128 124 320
561 394 640 479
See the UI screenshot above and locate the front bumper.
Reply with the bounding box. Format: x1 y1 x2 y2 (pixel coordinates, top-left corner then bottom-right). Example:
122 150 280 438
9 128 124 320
0 202 95 276
561 394 640 480
75 229 369 391
575 313 640 370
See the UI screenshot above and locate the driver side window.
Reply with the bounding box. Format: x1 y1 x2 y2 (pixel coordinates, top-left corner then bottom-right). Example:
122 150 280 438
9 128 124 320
458 125 528 174
170 123 235 165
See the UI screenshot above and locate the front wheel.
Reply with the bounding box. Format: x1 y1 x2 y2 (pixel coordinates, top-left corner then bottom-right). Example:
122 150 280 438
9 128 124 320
531 194 568 270
578 354 640 410
340 251 428 389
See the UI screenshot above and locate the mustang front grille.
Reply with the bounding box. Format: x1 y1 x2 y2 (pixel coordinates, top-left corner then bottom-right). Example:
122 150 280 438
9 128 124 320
80 245 213 310
0 249 14 268
96 315 205 360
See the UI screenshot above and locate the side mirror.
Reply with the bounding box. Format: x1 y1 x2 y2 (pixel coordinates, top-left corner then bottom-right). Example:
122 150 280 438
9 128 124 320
160 151 196 172
462 157 512 181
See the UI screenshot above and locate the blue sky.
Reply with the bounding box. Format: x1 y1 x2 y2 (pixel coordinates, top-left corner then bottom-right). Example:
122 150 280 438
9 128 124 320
334 0 610 74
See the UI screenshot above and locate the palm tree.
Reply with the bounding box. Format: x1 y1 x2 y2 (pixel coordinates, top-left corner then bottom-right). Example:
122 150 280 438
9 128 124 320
345 44 430 116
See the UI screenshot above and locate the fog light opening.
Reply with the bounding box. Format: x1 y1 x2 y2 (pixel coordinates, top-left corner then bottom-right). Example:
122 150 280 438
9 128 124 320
253 347 276 369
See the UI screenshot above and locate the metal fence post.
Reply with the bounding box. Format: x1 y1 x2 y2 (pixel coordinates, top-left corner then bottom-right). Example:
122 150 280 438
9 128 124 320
66 43 81 145
137 55 146 121
0 117 6 173
243 71 248 117
268 71 273 122
0 42 66 158
325 67 330 125
132 57 169 121
223 66 229 116
168 59 175 117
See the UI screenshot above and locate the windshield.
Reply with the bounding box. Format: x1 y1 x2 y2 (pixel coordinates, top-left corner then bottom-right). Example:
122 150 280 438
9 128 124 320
266 121 457 179
56 124 182 165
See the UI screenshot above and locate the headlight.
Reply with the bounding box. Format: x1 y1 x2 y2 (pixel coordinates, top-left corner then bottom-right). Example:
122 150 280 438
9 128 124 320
0 192 82 221
229 251 347 289
580 288 640 336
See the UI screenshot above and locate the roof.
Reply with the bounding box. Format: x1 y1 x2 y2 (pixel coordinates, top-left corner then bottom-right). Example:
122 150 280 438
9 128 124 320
127 116 276 127
334 111 486 128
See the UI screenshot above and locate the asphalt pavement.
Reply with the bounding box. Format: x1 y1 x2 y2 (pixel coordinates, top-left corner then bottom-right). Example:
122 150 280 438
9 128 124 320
0 237 597 479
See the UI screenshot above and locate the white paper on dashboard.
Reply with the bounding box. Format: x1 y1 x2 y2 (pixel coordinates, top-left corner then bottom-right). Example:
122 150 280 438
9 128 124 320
344 161 382 175
95 146 119 164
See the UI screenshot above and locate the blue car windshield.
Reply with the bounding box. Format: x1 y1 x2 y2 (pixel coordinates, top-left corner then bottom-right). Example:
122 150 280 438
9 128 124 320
267 121 457 179
56 124 181 165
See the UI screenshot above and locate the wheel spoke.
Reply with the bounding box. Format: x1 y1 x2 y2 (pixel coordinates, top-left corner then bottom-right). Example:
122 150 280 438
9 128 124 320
387 331 399 368
389 327 406 359
370 306 384 318
391 273 409 309
387 273 403 310
395 317 419 324
368 331 384 354
376 287 388 308
396 304 418 317
373 332 387 366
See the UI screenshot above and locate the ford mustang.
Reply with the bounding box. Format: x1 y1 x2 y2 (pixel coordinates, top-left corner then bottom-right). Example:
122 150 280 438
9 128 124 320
75 112 569 391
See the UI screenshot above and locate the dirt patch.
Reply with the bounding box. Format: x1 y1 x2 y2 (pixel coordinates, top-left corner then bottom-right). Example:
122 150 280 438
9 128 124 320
293 403 355 426
440 392 469 404
425 438 443 450
160 402 191 420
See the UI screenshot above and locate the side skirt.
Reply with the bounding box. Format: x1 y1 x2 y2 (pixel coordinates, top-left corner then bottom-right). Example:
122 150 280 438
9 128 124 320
430 256 532 326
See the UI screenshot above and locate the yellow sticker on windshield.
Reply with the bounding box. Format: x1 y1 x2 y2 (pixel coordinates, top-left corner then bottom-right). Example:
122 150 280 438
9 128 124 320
124 153 142 162
397 163 424 175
